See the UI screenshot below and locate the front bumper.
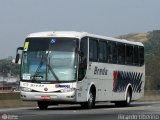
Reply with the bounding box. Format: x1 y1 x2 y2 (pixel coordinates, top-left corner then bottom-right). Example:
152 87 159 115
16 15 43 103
20 91 76 102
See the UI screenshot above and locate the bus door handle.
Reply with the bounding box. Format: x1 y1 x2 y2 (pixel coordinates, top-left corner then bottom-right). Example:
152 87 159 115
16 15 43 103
98 89 101 91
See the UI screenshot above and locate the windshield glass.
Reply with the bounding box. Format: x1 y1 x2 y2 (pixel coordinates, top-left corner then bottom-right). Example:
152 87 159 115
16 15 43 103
21 37 78 82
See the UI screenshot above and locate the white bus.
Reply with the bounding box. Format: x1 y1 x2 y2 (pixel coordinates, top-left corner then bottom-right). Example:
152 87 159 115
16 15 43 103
15 31 145 109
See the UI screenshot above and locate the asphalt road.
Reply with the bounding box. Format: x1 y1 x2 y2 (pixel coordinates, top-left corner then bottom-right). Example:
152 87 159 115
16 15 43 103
0 101 160 120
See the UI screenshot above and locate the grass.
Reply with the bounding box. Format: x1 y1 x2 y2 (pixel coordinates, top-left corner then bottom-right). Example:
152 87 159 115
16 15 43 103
0 99 36 108
138 95 160 101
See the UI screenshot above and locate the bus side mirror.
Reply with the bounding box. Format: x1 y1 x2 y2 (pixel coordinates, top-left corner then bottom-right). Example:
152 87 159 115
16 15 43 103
15 47 23 64
15 53 20 64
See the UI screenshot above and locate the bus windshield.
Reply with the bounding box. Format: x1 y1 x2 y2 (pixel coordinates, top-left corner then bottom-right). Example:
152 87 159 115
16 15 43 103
21 37 78 82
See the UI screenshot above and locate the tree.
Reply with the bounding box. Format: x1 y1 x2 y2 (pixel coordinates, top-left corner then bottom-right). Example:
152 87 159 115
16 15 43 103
0 59 19 77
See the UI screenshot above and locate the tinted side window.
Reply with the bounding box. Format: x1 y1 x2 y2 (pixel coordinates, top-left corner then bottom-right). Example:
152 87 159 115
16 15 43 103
89 38 98 62
108 42 117 63
80 37 88 58
134 46 139 66
139 46 144 66
78 37 88 81
126 45 133 65
99 41 107 62
117 43 125 64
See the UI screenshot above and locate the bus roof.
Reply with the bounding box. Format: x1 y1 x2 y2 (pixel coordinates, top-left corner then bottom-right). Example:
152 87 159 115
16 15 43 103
27 31 144 46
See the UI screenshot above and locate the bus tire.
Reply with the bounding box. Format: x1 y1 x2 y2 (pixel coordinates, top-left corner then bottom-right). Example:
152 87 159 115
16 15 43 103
37 101 48 110
124 89 132 106
81 88 95 109
115 89 132 107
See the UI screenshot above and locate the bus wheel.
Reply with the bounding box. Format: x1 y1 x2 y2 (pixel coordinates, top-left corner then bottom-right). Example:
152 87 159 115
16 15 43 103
115 90 131 107
37 101 48 110
124 90 131 106
81 89 95 109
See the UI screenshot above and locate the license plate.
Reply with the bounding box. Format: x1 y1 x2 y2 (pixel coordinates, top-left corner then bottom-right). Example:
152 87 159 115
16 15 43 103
41 96 51 100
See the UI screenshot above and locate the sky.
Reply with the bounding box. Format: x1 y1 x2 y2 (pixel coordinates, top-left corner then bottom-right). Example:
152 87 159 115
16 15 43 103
0 0 160 59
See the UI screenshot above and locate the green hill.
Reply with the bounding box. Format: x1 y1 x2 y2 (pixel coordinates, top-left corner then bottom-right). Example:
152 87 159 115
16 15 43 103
118 30 160 90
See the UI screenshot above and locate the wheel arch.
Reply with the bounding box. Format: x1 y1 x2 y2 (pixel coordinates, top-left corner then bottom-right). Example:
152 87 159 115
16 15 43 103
87 82 96 101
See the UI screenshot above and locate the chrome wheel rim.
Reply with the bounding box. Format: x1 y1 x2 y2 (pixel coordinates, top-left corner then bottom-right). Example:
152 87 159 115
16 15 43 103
127 93 131 104
88 92 93 106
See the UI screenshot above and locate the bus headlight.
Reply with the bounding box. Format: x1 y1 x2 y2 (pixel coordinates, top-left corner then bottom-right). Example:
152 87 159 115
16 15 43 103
20 87 32 92
60 88 75 93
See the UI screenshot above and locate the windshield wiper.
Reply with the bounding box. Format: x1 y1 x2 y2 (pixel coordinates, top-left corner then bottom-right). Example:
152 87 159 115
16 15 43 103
31 52 60 82
47 55 59 81
31 55 44 81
